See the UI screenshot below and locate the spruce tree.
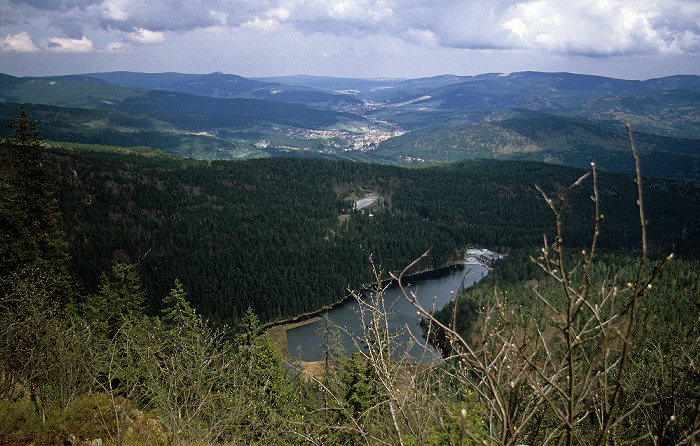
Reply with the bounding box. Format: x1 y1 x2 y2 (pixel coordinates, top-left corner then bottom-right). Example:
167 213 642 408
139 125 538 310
339 347 375 420
87 263 145 337
0 110 67 274
0 110 73 310
234 307 302 443
161 278 197 328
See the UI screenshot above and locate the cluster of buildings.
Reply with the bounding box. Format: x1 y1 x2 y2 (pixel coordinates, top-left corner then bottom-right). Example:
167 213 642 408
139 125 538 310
254 126 405 153
347 128 405 152
464 248 501 265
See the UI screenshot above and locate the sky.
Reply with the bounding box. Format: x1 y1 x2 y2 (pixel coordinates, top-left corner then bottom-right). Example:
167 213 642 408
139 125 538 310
1 0 699 80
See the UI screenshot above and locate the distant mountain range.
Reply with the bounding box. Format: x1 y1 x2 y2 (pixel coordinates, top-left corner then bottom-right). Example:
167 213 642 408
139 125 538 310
0 70 698 182
80 71 365 107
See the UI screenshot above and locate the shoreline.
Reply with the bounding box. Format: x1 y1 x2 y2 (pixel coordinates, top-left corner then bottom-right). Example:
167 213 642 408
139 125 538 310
262 261 469 333
266 318 335 380
266 316 321 362
264 263 465 363
264 249 499 364
265 260 493 363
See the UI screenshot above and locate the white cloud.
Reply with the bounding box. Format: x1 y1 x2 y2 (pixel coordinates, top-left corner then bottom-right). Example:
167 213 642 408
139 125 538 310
501 0 700 55
267 0 395 29
503 17 526 39
399 1 518 50
102 0 129 21
106 40 131 52
1 31 40 52
208 9 229 26
43 35 94 52
403 28 437 46
267 7 291 22
667 30 700 54
321 0 393 22
127 28 166 44
240 17 282 33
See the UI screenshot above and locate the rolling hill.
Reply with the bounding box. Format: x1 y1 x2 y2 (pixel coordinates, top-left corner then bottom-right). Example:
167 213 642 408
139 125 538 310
0 74 363 129
372 110 700 183
1 70 699 182
83 71 364 108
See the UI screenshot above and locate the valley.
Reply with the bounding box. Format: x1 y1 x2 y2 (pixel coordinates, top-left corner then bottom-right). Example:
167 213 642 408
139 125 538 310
2 70 699 183
2 69 700 445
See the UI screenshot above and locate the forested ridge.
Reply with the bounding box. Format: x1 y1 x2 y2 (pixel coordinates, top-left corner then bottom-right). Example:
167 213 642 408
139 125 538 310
3 71 700 185
373 111 700 184
41 141 700 327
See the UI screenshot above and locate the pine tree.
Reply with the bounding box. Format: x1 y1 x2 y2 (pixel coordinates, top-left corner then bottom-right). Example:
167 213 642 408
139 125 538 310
0 110 77 324
161 279 197 328
235 306 263 356
234 307 302 444
0 110 67 277
86 263 144 337
339 346 375 420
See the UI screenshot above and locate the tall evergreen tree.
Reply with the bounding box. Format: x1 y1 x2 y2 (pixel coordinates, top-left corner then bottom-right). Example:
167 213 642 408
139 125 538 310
161 278 197 328
233 307 303 443
86 263 145 337
0 110 67 276
235 306 263 355
339 347 375 421
0 110 76 317
316 313 345 406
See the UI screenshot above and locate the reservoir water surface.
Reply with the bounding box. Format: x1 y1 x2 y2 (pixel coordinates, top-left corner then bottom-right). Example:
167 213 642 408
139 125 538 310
286 263 489 362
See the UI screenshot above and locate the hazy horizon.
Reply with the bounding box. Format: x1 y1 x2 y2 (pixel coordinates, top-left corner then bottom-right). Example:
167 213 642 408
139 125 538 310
1 1 699 81
4 69 700 84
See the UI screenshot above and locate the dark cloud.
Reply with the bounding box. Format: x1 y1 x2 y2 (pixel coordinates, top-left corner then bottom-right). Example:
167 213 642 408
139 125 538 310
50 16 86 39
10 0 99 11
98 0 219 33
2 0 699 63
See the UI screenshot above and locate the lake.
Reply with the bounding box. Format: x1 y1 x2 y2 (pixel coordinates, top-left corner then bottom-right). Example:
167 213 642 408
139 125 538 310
285 263 489 362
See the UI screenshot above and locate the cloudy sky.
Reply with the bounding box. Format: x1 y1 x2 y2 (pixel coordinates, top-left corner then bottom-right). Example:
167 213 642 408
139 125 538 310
1 0 699 79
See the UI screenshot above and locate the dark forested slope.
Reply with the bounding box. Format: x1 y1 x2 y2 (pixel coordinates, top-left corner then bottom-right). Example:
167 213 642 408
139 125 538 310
0 75 361 131
47 146 700 326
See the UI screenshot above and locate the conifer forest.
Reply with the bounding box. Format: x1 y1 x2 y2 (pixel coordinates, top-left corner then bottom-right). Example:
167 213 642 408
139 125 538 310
2 111 700 445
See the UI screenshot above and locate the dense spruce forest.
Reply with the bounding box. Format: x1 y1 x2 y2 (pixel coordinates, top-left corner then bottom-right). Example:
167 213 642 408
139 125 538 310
3 113 700 445
43 140 700 326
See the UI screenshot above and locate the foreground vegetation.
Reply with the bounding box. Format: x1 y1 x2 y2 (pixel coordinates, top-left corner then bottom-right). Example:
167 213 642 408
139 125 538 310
1 113 699 444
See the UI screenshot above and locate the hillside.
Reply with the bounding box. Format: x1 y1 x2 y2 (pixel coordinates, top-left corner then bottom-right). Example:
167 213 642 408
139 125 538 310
44 146 700 327
0 74 363 130
0 102 253 159
569 89 700 137
2 70 699 183
373 110 700 183
84 71 365 107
